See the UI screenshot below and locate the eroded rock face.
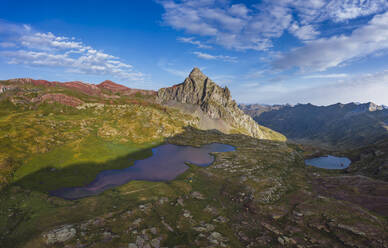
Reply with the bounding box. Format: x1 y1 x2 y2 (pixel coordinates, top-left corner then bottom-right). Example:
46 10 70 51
157 68 268 139
42 224 76 244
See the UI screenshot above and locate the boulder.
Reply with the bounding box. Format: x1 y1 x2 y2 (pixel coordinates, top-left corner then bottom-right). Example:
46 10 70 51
42 224 76 244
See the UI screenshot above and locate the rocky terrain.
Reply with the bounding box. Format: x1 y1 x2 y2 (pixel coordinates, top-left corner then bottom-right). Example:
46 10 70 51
241 102 388 149
345 138 388 182
158 68 284 141
1 128 387 248
0 72 387 247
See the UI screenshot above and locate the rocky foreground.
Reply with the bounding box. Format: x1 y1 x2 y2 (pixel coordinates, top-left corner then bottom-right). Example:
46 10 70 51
1 128 387 248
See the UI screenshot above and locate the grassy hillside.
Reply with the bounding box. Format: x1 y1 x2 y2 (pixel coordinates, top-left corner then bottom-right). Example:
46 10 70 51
0 79 283 189
0 96 198 188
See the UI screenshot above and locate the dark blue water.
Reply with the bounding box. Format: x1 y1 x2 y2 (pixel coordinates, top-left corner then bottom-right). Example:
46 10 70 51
305 155 351 169
51 143 235 200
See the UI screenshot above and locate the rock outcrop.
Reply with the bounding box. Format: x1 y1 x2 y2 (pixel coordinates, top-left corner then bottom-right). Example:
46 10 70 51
42 224 76 244
158 68 280 139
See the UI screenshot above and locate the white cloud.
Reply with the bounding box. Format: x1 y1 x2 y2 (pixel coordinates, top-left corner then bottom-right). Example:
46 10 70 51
20 32 84 51
288 22 319 40
157 60 190 78
303 73 348 79
158 0 388 51
273 12 388 72
245 70 267 79
159 0 292 51
0 42 16 48
323 0 388 22
236 70 388 106
193 51 237 62
23 24 31 31
0 22 145 82
177 37 212 48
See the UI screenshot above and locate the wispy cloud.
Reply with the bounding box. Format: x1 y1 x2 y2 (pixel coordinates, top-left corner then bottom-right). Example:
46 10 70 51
273 12 388 72
288 22 320 41
245 69 267 79
236 70 388 106
303 73 348 79
157 60 190 78
193 51 237 62
0 21 145 82
158 0 388 51
0 42 16 48
177 37 211 49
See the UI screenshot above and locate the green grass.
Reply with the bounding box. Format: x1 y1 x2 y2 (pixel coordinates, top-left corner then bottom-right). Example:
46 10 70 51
0 97 197 187
13 135 161 192
14 135 157 180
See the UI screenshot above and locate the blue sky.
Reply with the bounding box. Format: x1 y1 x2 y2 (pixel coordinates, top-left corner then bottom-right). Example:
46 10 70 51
1 0 388 105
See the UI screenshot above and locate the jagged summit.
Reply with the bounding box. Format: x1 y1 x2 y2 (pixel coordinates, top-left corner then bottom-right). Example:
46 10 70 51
158 68 284 140
188 67 207 82
160 67 232 109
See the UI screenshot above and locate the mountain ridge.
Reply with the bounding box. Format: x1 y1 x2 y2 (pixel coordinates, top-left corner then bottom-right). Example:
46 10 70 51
0 68 285 141
239 102 386 118
241 102 388 149
6 78 157 97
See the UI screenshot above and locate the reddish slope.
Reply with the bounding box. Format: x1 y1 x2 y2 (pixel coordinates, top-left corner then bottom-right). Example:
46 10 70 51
97 80 156 96
63 81 101 96
31 93 84 107
9 78 60 87
8 78 156 97
98 80 129 93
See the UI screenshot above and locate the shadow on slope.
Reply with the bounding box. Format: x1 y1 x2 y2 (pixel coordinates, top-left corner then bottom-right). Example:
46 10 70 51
4 127 238 196
11 145 156 194
0 127 244 248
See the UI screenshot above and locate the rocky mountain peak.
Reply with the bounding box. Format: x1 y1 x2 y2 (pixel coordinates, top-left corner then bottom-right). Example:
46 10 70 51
157 68 282 140
366 102 383 111
189 67 208 83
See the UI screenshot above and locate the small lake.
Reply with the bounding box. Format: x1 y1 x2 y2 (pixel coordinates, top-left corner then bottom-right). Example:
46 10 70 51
51 143 235 200
305 155 351 170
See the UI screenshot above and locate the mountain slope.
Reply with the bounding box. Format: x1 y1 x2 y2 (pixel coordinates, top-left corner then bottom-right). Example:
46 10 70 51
0 71 285 187
241 102 388 149
158 68 285 141
346 138 388 181
0 75 387 248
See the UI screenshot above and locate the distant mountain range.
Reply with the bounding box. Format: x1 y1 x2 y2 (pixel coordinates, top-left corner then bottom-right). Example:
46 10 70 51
240 102 388 149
